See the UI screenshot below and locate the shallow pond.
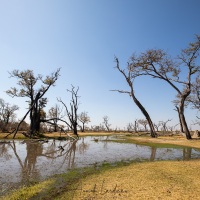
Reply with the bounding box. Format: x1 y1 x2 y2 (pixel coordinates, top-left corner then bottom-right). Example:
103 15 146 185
0 135 200 195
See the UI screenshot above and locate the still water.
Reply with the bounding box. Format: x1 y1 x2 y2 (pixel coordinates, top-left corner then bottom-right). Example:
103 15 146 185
0 135 200 195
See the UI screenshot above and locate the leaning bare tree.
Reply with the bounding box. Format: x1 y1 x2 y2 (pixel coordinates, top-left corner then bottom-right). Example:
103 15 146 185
128 35 200 139
112 58 157 138
57 85 79 137
6 68 60 138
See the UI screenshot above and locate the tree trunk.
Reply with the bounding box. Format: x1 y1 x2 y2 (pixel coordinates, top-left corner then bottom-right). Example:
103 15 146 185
131 93 157 138
82 123 85 132
134 120 138 133
29 95 41 137
179 99 192 140
175 106 184 133
35 112 41 133
73 122 79 137
54 124 57 132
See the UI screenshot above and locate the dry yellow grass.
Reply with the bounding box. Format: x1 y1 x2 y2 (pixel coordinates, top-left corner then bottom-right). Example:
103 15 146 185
0 132 27 139
61 160 200 200
128 135 200 149
44 131 124 137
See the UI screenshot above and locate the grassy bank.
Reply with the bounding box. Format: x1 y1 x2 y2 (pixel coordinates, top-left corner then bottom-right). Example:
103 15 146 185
123 134 200 149
2 159 200 200
63 160 200 200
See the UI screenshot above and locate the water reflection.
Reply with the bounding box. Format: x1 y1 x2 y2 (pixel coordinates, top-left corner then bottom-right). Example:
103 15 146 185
10 140 42 185
78 138 89 155
0 136 200 195
149 146 194 161
150 147 157 161
0 142 11 160
183 148 192 160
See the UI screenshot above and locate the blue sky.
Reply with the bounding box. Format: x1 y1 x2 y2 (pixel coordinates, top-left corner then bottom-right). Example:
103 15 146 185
0 0 200 130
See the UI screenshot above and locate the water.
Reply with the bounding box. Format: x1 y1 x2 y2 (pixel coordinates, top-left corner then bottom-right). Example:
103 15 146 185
0 135 200 195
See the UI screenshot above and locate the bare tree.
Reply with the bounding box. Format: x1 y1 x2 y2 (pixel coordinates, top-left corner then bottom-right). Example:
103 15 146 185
127 122 134 133
154 122 162 132
57 85 79 137
112 58 157 138
78 111 90 132
6 68 60 138
159 119 172 134
91 124 105 132
128 35 200 139
102 116 111 131
0 98 19 132
48 104 63 132
168 126 174 132
138 119 149 132
134 119 139 133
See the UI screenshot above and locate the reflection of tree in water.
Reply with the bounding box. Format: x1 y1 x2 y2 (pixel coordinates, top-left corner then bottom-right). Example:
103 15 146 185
102 136 109 149
24 141 43 182
44 139 57 158
8 139 78 186
183 148 192 160
150 147 157 161
0 142 12 160
9 141 43 185
149 146 193 161
78 138 89 154
55 140 78 170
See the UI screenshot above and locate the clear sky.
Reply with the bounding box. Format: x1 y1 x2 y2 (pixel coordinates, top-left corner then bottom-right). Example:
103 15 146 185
0 0 200 130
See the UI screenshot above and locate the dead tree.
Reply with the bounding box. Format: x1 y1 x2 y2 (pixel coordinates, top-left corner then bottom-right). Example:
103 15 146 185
134 119 139 133
78 111 90 132
127 123 134 133
6 68 60 138
102 116 111 131
57 85 80 137
48 104 63 132
0 98 19 132
112 58 157 138
154 122 162 132
159 119 172 134
138 119 149 132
